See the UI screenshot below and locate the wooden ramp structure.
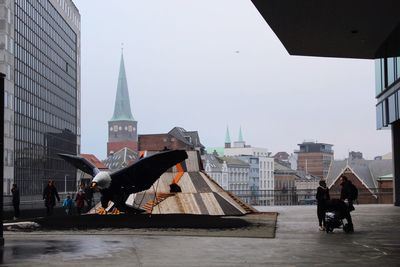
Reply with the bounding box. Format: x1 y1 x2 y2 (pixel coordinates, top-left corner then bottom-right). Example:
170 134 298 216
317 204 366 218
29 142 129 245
127 151 256 215
89 151 256 216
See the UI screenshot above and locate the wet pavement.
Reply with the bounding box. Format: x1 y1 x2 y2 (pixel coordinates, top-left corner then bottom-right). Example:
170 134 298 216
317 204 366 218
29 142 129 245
1 204 400 266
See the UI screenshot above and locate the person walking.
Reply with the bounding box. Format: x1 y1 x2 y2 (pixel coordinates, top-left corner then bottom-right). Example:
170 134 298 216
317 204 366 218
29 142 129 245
316 180 330 231
11 184 20 219
43 179 60 216
62 194 73 215
84 184 94 212
340 175 355 232
75 185 86 215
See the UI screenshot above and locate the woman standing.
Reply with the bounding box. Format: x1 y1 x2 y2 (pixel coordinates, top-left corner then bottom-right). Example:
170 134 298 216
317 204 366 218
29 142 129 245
75 186 86 215
316 180 330 231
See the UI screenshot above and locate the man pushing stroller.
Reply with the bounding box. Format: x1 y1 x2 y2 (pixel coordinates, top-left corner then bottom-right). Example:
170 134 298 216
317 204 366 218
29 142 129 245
324 175 357 233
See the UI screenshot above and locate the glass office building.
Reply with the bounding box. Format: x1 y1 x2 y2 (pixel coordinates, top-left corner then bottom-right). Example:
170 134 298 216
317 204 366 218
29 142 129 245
1 0 80 195
375 56 400 129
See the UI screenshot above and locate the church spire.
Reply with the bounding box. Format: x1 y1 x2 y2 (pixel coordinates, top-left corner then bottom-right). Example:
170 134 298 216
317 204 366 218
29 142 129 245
110 50 134 121
225 126 231 148
225 126 231 143
238 126 244 142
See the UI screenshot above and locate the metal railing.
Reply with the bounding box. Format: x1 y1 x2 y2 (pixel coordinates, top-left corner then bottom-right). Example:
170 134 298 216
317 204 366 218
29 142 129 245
2 188 393 210
228 188 394 206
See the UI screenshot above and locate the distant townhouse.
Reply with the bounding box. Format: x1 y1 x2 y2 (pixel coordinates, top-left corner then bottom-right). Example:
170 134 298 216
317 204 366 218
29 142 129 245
274 161 297 205
326 153 393 204
202 154 228 190
139 127 205 154
295 171 320 205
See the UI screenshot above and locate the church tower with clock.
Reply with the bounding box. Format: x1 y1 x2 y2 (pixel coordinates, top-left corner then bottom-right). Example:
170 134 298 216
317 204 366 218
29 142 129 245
107 50 138 156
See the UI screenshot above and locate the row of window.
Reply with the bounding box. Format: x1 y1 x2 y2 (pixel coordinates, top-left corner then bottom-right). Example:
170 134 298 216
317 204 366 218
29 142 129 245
15 33 76 95
15 6 76 70
377 91 399 129
57 0 80 29
110 125 136 132
260 180 274 189
15 68 76 118
18 0 76 45
375 57 400 96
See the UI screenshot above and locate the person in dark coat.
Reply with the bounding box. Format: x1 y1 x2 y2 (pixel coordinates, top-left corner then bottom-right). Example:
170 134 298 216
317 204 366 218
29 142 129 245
11 184 20 219
316 180 330 230
84 184 94 212
75 184 86 215
339 176 354 231
43 179 60 216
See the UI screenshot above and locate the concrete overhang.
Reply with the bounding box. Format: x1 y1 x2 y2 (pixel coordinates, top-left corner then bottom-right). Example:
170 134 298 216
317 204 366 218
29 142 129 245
251 0 400 59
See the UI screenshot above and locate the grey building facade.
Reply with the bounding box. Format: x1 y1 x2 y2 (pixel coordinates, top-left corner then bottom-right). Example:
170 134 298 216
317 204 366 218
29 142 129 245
1 0 80 195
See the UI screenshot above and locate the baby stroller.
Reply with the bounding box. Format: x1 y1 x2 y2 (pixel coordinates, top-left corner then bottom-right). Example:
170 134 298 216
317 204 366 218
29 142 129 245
324 199 353 233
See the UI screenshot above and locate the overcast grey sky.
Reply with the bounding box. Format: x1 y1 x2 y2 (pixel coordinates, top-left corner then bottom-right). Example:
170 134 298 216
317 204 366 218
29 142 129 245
73 0 391 160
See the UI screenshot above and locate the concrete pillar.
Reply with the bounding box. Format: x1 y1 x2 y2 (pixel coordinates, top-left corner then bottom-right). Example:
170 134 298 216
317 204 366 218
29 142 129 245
392 120 400 206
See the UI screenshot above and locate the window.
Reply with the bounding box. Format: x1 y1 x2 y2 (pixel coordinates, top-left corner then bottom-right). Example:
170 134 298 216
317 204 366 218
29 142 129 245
375 59 384 96
388 93 397 123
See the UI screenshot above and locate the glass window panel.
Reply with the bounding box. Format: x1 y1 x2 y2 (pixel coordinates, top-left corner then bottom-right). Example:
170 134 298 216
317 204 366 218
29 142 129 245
397 57 400 80
375 59 384 96
387 57 396 86
376 103 383 130
388 93 397 123
383 100 388 127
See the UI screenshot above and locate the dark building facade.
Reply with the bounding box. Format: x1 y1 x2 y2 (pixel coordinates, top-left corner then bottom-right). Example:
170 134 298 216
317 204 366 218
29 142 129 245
251 0 400 205
139 127 205 154
3 0 81 195
107 52 138 156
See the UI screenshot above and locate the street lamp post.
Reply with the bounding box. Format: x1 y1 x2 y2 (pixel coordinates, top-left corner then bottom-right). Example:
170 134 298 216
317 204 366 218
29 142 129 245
64 174 69 193
0 72 6 247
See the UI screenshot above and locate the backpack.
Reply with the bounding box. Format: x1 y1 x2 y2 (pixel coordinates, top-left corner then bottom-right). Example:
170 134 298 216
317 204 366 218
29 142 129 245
349 183 358 201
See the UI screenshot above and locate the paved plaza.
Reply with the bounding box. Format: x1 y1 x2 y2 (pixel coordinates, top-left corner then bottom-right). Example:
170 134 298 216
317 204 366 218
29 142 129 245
1 204 399 266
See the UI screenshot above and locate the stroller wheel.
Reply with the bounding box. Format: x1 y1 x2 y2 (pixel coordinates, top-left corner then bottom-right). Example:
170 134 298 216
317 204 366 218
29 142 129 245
326 226 333 233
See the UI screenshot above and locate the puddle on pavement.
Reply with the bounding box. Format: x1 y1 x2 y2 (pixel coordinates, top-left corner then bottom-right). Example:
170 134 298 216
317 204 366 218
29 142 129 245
0 238 124 263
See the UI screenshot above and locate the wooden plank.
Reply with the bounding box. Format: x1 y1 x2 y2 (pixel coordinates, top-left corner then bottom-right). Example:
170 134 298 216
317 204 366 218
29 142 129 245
213 192 245 215
152 195 182 214
177 173 197 193
146 173 173 193
185 151 200 172
201 172 225 193
193 193 209 215
200 193 224 215
216 191 247 214
189 172 212 193
178 193 202 214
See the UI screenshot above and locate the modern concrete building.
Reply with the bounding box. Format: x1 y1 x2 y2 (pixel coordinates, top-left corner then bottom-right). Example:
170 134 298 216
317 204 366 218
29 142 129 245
107 51 138 156
1 0 81 195
295 141 334 179
250 0 400 205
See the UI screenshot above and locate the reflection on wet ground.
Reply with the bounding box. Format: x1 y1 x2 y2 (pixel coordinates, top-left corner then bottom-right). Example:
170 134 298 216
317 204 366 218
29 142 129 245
0 205 399 266
0 237 126 264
